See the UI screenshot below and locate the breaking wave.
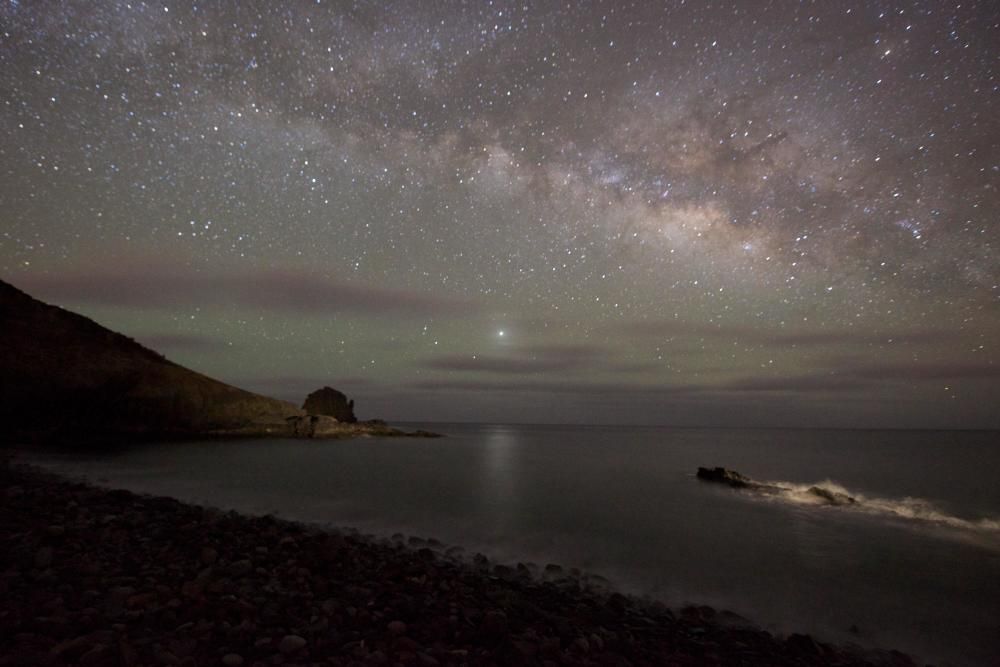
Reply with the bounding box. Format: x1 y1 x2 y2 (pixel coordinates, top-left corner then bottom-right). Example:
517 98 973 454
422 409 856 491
762 479 1000 533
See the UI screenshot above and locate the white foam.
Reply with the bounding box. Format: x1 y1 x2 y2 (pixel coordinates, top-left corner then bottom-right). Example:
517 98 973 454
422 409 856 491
759 479 1000 533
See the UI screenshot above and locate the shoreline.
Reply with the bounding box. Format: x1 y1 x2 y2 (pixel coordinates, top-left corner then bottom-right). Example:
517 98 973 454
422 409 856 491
9 421 443 448
1 461 921 666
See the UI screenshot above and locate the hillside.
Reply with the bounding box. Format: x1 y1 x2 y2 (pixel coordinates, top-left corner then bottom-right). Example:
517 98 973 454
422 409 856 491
0 279 303 442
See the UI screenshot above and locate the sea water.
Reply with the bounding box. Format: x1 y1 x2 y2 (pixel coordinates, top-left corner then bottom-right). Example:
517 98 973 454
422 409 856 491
17 425 1000 666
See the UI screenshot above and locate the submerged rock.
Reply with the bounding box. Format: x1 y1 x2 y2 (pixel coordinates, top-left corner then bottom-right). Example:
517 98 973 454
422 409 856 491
807 485 857 505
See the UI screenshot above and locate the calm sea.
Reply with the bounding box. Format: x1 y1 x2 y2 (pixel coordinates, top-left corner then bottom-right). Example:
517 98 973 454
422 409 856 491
17 425 1000 666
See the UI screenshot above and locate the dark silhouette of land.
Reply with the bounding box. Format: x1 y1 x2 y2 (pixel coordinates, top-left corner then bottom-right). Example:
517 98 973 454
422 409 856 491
0 279 432 443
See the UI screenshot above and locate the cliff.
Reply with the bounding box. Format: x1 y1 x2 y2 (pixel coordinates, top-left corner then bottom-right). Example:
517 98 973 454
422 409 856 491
0 279 303 443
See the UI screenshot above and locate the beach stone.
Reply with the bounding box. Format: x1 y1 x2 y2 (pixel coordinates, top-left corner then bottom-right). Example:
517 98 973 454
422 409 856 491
787 633 822 655
35 546 54 568
278 635 306 654
79 644 108 665
387 620 407 636
200 547 218 564
222 653 244 666
482 610 508 638
49 635 92 661
180 580 203 598
229 560 253 577
156 649 181 665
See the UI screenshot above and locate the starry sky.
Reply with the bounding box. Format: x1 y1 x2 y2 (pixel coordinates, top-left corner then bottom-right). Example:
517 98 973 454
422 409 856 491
2 0 998 428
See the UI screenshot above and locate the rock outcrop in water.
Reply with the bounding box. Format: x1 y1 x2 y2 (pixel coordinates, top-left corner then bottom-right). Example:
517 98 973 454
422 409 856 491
0 279 437 443
302 386 357 423
696 467 754 488
285 415 435 439
697 467 858 506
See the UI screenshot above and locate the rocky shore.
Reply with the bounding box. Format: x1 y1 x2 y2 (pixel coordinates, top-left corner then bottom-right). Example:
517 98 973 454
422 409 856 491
0 461 920 667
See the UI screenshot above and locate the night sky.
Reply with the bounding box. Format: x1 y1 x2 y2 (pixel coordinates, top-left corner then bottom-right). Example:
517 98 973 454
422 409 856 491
2 1 998 428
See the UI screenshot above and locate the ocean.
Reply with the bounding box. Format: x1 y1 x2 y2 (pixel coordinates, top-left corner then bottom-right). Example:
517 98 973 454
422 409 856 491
16 424 1000 666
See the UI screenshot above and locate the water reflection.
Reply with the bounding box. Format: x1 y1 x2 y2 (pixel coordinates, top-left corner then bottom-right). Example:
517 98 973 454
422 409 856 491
481 425 518 533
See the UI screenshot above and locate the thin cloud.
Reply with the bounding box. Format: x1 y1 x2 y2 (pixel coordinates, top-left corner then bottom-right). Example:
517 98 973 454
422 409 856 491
419 343 649 375
844 362 1000 381
18 269 479 318
234 376 380 403
608 319 958 347
409 378 694 396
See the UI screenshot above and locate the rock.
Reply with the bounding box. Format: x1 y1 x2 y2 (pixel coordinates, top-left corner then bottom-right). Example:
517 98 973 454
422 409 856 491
387 620 407 635
696 467 752 488
79 644 109 665
786 633 822 655
229 559 253 577
807 485 857 505
302 386 357 423
200 547 218 564
50 635 92 661
221 653 244 666
482 610 508 639
278 635 307 654
286 414 343 438
180 579 203 598
155 649 181 665
126 592 158 609
35 546 53 568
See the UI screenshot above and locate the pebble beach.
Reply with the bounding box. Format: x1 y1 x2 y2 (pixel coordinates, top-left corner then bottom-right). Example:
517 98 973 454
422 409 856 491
0 461 920 667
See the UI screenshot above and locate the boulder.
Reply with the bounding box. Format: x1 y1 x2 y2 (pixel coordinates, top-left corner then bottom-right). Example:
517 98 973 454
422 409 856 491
696 467 752 488
302 386 357 423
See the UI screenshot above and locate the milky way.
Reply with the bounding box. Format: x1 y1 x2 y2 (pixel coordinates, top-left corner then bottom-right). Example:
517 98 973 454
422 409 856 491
2 1 997 427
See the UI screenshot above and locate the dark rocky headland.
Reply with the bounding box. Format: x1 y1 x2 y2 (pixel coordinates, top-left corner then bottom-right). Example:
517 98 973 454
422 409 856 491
0 279 435 443
0 461 921 667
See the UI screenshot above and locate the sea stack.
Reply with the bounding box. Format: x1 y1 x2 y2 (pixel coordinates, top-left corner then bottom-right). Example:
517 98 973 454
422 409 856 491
302 386 357 423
